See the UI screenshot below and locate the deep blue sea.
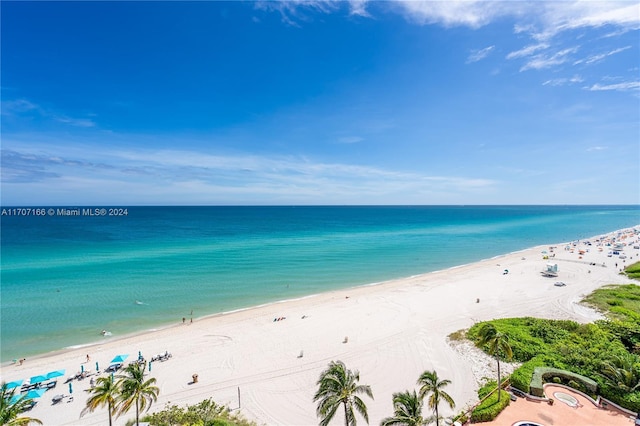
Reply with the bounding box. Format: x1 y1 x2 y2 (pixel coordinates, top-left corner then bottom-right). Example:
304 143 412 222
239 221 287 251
1 205 639 362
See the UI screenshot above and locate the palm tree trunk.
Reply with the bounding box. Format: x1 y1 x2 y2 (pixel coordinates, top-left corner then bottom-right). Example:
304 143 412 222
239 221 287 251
344 400 349 426
108 401 112 426
435 405 440 426
136 398 140 426
496 355 502 403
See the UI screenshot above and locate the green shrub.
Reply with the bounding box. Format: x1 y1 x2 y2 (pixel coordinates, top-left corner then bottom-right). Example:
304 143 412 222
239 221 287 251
510 355 548 393
470 390 510 423
552 376 562 384
478 380 498 399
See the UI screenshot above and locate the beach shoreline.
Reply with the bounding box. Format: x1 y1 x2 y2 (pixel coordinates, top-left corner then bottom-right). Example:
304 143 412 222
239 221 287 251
3 226 639 425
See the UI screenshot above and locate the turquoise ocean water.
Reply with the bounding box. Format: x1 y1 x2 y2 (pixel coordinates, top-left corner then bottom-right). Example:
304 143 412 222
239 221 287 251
1 205 639 362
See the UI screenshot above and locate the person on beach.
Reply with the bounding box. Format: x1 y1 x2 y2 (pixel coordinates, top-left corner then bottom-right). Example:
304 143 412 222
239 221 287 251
86 354 90 362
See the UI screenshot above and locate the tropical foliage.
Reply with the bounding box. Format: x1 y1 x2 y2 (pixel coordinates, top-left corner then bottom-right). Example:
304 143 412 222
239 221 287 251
469 380 510 423
475 323 512 402
314 360 374 426
467 284 640 413
417 370 455 426
380 390 425 426
141 398 257 426
81 375 119 426
0 383 42 426
117 362 160 426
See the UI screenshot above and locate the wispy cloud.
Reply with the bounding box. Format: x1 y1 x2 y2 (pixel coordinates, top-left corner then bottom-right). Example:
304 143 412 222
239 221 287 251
574 45 632 65
585 81 640 91
467 45 494 63
1 98 96 128
337 136 364 144
506 43 549 60
520 47 580 71
542 75 584 87
1 143 495 204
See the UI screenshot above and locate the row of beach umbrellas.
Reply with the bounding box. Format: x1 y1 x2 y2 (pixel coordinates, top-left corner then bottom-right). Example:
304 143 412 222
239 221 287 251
5 369 66 390
5 353 130 403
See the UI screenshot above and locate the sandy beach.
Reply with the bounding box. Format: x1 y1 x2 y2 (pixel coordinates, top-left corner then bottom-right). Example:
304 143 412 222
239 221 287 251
3 227 639 425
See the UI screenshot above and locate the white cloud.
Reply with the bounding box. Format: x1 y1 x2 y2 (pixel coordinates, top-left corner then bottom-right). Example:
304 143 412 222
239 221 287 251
467 45 495 63
506 43 549 60
1 98 96 128
574 45 632 65
586 81 640 91
337 136 365 144
1 143 496 204
542 75 584 86
520 47 580 71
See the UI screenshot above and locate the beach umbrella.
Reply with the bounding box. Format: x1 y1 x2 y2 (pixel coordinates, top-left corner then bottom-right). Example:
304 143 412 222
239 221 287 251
96 361 99 371
148 362 152 372
9 395 22 404
81 365 84 373
29 375 47 384
46 369 65 380
25 389 46 399
68 382 73 394
111 354 129 363
5 379 23 389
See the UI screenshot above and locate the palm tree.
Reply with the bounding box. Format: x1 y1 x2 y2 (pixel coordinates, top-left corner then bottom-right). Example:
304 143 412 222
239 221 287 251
116 361 160 426
417 370 454 426
380 389 425 426
313 360 374 426
0 383 42 425
81 375 120 426
476 323 512 402
601 353 640 392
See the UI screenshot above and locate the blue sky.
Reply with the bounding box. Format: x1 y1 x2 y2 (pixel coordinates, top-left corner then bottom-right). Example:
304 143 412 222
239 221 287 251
2 1 639 205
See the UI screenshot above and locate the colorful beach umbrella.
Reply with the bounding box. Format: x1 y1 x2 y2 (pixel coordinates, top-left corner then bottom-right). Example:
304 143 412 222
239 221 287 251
80 365 84 373
46 369 65 380
5 379 23 389
68 382 73 394
29 375 47 384
110 354 129 363
25 389 46 399
95 361 99 371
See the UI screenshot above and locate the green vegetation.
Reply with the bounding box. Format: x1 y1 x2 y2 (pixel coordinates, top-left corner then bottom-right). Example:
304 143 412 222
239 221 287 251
0 383 42 425
82 361 159 426
417 370 455 426
467 284 640 413
314 360 374 426
380 390 425 426
623 261 640 280
140 399 257 426
475 323 513 403
583 283 640 322
469 381 510 423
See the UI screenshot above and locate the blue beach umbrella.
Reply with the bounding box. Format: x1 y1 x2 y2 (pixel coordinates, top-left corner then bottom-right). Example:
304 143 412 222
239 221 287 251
5 379 23 389
81 365 84 373
148 362 152 372
68 382 73 394
29 375 47 384
9 395 23 404
95 361 99 371
46 369 65 380
111 354 129 363
25 388 46 399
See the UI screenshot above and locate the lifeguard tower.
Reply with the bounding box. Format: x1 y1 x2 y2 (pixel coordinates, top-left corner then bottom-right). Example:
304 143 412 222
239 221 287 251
541 263 558 277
